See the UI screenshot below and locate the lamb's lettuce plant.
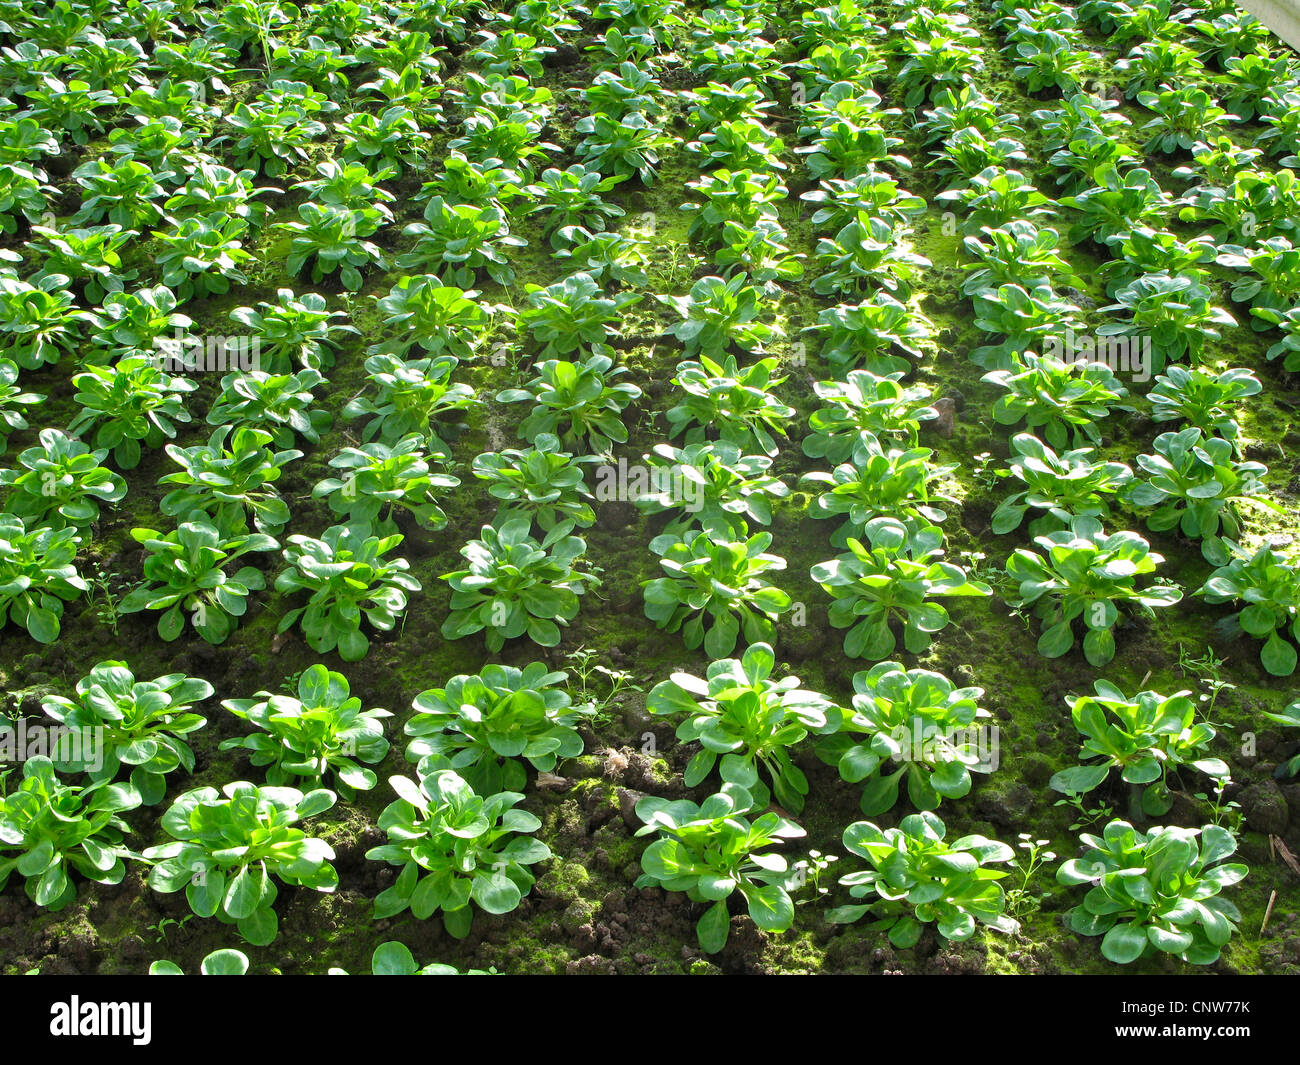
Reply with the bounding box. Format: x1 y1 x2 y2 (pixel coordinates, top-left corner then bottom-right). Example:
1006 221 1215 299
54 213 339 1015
804 372 938 461
221 665 392 797
497 353 640 454
646 643 838 813
1126 428 1273 564
818 663 993 816
981 352 1129 451
159 426 301 536
143 783 337 947
471 435 596 531
68 355 197 470
276 524 422 662
0 427 127 529
632 440 789 539
313 435 460 533
344 353 479 454
41 661 211 806
990 433 1133 536
1048 680 1230 816
811 518 991 660
643 529 791 657
440 517 597 651
406 662 589 794
1057 820 1246 965
666 355 793 457
367 768 550 937
634 782 805 954
0 756 140 910
0 515 86 643
119 521 277 645
1196 541 1300 676
828 811 1019 947
1004 515 1183 667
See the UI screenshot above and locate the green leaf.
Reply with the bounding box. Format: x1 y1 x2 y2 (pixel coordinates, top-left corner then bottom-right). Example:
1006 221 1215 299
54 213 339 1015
1100 922 1148 964
743 883 793 933
697 899 730 954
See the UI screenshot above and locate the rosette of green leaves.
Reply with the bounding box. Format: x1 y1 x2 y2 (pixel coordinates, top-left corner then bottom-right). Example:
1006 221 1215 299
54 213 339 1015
0 757 141 910
525 164 626 248
643 528 791 657
982 352 1129 451
28 224 136 303
497 352 641 454
440 517 597 651
658 274 782 359
367 768 550 937
574 111 672 184
804 292 935 374
0 515 87 643
152 214 251 300
396 196 525 287
120 521 278 644
970 283 1085 372
1098 272 1236 372
1049 680 1230 816
819 663 992 815
159 426 301 536
221 664 391 796
991 433 1133 536
207 368 330 447
811 213 930 299
1057 820 1246 964
0 427 126 529
370 277 498 360
1126 428 1274 564
1196 540 1300 676
67 354 197 469
1219 236 1300 318
276 524 421 662
230 289 356 372
935 166 1058 233
0 273 97 372
800 171 923 233
804 371 938 461
314 434 460 532
89 287 192 366
1177 168 1300 245
471 434 596 531
666 354 793 457
633 782 805 954
1060 165 1173 246
41 661 211 806
344 353 479 454
1148 365 1259 447
811 517 991 660
143 782 337 946
406 662 588 794
1135 86 1232 155
1253 306 1300 373
828 811 1019 947
631 440 789 539
1004 515 1183 667
646 642 837 813
0 358 42 455
279 202 388 291
801 431 955 547
518 272 640 357
960 221 1082 297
